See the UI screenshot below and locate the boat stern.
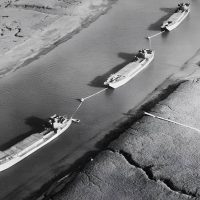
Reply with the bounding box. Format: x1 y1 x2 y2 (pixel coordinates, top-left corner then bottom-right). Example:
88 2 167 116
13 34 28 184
103 80 109 86
161 20 172 32
104 75 117 88
138 49 154 59
161 25 168 32
107 83 118 89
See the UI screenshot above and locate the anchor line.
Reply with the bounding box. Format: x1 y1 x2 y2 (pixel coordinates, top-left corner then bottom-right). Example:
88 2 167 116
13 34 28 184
147 30 165 40
81 88 108 102
157 62 180 68
70 101 83 119
70 88 108 119
148 38 152 49
144 111 200 133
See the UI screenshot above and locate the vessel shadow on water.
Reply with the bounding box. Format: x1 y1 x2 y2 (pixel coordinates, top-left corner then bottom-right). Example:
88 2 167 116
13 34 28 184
148 7 175 31
88 52 137 88
0 116 48 151
104 49 154 89
161 3 190 31
0 115 79 172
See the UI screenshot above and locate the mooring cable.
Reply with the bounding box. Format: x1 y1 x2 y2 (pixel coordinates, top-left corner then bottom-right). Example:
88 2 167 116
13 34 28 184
70 88 108 118
146 30 165 40
70 101 84 119
148 38 152 49
144 111 200 133
79 88 108 102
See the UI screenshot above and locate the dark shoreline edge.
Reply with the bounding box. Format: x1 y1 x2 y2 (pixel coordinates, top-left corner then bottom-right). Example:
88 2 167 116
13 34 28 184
31 48 200 200
0 1 119 200
0 0 118 79
32 77 185 200
33 54 200 200
4 1 199 199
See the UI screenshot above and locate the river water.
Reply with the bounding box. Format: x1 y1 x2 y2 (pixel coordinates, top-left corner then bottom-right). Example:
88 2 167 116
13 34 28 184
0 0 200 199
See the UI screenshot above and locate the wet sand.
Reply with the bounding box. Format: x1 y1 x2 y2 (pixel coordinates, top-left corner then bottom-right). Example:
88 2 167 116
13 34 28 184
0 0 116 77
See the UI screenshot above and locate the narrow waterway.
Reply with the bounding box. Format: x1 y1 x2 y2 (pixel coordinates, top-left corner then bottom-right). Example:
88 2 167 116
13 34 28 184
0 0 200 199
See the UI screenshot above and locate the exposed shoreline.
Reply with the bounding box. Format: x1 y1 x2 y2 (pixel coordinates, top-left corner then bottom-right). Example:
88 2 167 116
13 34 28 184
47 50 200 199
0 1 118 200
1 1 199 200
0 0 117 78
34 49 200 200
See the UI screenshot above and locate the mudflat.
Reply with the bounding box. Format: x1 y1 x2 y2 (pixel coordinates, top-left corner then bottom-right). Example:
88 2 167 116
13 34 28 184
52 50 200 200
0 0 116 77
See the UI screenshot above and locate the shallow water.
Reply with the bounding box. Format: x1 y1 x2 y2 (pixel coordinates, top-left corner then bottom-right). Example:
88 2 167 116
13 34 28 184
0 0 200 199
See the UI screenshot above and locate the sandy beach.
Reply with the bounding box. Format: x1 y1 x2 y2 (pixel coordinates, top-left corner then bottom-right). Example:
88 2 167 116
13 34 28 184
0 0 116 78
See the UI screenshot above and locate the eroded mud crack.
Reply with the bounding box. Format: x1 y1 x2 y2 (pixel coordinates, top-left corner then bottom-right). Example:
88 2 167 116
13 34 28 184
107 148 197 199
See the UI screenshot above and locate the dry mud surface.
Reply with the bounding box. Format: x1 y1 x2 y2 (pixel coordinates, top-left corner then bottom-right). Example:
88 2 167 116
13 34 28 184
0 0 116 77
52 51 200 200
0 0 82 53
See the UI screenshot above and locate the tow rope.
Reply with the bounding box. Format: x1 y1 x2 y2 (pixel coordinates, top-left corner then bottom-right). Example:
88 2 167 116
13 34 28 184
70 88 108 118
70 101 84 119
79 88 108 102
146 30 165 40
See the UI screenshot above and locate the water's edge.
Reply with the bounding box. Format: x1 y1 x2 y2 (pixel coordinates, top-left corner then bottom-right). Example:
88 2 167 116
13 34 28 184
38 50 200 200
0 0 117 79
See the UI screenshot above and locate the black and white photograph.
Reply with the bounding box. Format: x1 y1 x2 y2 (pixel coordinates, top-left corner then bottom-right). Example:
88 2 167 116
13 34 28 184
0 0 199 200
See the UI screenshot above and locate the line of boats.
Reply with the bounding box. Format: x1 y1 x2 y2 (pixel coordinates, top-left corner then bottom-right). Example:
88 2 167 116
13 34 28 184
104 3 190 88
0 2 191 172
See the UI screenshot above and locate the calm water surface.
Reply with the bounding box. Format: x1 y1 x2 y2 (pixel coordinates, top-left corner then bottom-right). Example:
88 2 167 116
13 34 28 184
0 0 200 199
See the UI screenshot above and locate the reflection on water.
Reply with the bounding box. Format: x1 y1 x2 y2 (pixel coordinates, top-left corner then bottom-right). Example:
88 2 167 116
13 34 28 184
0 116 48 151
1 0 200 199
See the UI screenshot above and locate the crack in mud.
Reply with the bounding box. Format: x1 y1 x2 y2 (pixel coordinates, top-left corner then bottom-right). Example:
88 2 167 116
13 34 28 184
107 148 197 199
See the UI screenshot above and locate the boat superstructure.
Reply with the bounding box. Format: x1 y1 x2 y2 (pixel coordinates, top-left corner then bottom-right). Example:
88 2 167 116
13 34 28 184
0 114 79 172
104 49 154 88
161 3 190 31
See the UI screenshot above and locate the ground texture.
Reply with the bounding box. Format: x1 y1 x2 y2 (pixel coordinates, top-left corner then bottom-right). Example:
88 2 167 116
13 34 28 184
0 0 116 77
51 51 200 200
0 0 81 53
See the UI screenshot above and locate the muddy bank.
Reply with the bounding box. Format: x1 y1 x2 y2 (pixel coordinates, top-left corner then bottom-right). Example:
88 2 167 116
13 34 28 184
0 0 117 78
48 50 200 200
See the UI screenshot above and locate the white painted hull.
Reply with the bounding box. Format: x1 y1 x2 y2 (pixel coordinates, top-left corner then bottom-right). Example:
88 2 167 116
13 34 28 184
163 9 190 31
107 53 154 89
0 119 72 172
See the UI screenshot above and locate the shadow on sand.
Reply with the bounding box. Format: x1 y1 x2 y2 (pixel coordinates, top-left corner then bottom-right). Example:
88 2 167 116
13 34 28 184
88 52 137 88
0 116 50 151
148 7 175 31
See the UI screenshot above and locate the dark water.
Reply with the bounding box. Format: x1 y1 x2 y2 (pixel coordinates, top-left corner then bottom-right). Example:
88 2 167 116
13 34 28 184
0 0 200 199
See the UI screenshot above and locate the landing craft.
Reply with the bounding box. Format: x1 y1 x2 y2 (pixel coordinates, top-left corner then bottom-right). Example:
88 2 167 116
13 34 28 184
0 114 79 172
161 3 190 31
104 49 154 88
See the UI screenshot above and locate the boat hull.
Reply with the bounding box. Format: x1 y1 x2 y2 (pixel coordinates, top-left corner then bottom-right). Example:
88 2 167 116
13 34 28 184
161 9 190 32
0 119 72 172
106 53 154 89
